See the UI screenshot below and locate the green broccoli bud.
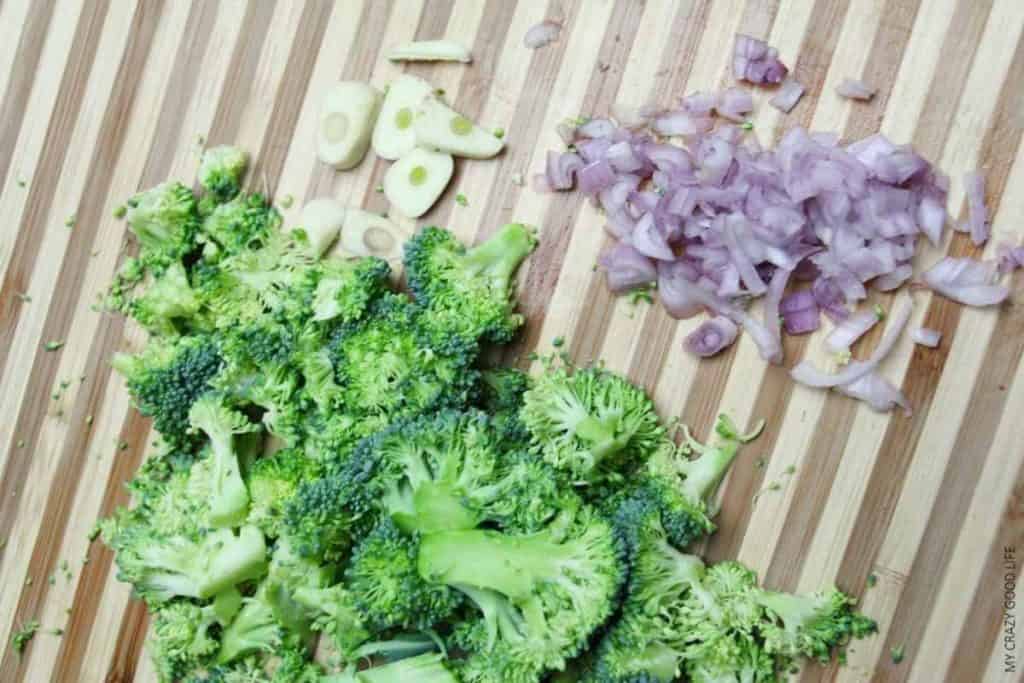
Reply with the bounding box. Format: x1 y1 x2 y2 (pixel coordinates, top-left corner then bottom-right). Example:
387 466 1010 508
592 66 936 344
199 146 249 202
200 193 280 256
126 181 199 258
130 261 200 336
148 593 240 681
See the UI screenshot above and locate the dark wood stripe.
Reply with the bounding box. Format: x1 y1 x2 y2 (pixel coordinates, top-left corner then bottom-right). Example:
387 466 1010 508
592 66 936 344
946 450 1024 682
0 0 56 190
48 2 221 679
870 31 1024 681
754 0 927 582
252 0 334 195
0 0 111 379
204 0 276 146
304 0 395 201
0 3 167 678
785 0 852 134
106 597 150 683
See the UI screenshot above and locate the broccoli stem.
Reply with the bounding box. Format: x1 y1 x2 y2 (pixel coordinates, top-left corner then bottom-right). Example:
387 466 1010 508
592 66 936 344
462 223 535 287
198 526 268 598
402 481 480 533
419 528 566 601
357 653 458 683
754 590 821 635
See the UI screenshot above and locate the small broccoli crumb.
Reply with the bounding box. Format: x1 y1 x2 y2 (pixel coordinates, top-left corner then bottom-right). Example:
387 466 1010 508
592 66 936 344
511 171 524 186
65 215 75 228
85 415 93 426
375 184 384 193
49 628 64 636
742 121 754 130
48 574 55 586
118 440 128 451
87 523 101 542
15 292 31 303
783 464 796 475
874 304 886 320
44 341 64 352
867 573 878 587
279 194 294 209
890 645 905 664
112 205 127 219
25 577 33 586
552 336 565 348
17 178 27 188
12 620 40 654
455 193 469 207
16 439 25 449
629 285 654 305
493 127 505 139
755 457 767 469
434 87 446 96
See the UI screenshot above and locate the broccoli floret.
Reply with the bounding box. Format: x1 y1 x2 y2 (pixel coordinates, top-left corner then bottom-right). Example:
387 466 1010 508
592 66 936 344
129 261 201 336
149 591 241 682
327 294 480 420
419 503 625 681
351 410 562 535
344 518 462 632
199 146 249 203
112 334 224 454
101 518 267 605
218 587 284 665
404 224 536 345
290 582 372 660
245 448 321 539
126 181 200 262
520 358 668 485
614 414 763 549
311 256 392 325
754 587 877 665
187 396 261 527
281 468 369 563
477 367 532 450
201 193 280 256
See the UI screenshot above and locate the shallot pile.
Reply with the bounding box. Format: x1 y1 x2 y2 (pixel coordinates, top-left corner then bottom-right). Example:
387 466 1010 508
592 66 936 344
535 34 1019 413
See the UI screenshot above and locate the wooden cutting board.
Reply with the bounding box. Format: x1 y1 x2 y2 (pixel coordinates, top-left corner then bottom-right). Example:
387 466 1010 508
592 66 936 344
2 1 1023 681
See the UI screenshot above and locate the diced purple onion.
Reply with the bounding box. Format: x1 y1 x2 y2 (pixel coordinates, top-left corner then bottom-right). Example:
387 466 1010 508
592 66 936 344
524 20 561 49
578 160 617 195
964 170 989 246
825 308 879 352
545 150 584 190
770 80 804 113
779 289 820 334
911 327 941 348
733 34 788 85
600 244 657 293
684 316 740 357
717 87 755 122
836 371 910 414
921 256 1008 307
836 79 876 101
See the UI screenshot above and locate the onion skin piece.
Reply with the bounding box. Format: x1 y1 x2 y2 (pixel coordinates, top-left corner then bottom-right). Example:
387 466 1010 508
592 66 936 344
770 80 804 113
921 256 1008 307
964 170 989 246
836 79 876 101
524 20 561 49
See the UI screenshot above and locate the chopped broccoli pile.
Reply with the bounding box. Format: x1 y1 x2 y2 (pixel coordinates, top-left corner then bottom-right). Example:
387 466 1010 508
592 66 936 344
99 147 873 682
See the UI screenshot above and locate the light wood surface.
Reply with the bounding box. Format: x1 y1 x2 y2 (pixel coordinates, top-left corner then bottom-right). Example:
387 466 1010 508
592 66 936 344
2 1 1023 681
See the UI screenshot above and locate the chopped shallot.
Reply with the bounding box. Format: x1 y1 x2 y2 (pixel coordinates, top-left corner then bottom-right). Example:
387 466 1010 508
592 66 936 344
911 327 941 347
733 34 788 84
964 170 989 246
684 317 739 357
779 289 819 334
921 257 1008 306
825 309 880 352
524 20 561 49
836 371 910 414
770 80 804 113
836 79 876 101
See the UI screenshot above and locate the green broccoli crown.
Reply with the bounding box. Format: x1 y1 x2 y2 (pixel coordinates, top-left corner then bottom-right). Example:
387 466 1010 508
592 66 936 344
200 193 280 256
127 181 200 259
148 591 243 682
102 518 267 605
112 335 225 454
282 467 369 563
311 256 392 325
291 582 371 660
345 518 462 632
245 448 321 539
188 396 261 528
404 224 536 345
199 146 249 202
129 261 201 336
327 294 480 419
477 367 533 451
418 503 626 679
755 587 878 664
521 358 668 485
